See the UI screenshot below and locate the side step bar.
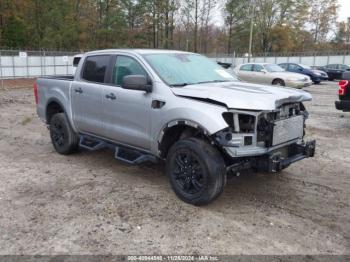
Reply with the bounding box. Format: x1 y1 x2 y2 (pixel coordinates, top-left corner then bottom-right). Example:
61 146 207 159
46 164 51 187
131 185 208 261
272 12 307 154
79 136 107 151
79 135 157 165
115 147 157 165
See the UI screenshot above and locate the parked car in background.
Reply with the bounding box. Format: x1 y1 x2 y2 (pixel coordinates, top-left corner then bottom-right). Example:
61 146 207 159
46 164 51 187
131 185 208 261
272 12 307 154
335 72 350 112
319 64 350 81
279 63 328 84
234 63 312 88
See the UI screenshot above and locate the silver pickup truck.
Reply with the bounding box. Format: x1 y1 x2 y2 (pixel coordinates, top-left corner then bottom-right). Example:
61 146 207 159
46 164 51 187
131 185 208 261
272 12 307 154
35 49 316 205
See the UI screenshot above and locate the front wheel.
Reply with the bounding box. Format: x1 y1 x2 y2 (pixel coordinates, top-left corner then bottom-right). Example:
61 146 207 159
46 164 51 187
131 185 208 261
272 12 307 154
166 138 226 206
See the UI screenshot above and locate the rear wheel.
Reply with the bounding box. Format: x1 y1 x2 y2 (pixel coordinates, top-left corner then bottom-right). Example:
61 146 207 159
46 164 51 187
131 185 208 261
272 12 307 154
166 138 226 206
272 79 285 86
50 113 79 155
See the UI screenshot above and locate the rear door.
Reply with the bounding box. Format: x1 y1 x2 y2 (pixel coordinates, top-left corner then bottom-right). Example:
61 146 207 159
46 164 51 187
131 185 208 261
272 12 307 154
101 55 153 150
71 55 112 135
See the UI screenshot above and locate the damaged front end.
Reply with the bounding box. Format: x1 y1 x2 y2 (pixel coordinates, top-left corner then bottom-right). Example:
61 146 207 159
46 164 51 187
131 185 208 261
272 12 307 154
213 102 316 173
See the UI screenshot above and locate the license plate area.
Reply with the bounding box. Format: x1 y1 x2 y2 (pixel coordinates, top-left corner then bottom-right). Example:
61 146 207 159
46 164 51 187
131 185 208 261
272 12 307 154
272 115 304 146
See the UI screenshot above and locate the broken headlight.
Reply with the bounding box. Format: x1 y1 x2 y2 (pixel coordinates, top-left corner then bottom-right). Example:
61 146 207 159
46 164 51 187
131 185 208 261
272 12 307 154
216 112 256 147
222 112 256 133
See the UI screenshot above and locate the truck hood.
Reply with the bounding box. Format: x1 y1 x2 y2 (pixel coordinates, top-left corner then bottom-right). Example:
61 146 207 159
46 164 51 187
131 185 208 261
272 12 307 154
171 81 312 111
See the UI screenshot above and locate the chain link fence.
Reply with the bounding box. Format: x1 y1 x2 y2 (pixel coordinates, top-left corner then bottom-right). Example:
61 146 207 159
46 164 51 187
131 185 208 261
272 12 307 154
208 50 350 67
0 49 80 89
2 49 350 89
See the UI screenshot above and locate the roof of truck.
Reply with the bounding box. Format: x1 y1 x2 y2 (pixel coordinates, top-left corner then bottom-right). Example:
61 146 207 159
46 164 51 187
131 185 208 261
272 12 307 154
85 49 193 55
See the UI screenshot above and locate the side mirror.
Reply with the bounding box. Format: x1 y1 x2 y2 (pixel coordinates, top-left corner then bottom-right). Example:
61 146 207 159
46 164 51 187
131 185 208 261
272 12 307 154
121 75 152 92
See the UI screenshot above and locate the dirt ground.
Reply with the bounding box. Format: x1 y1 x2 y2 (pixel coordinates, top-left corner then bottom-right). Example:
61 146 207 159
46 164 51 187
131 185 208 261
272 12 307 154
0 81 349 255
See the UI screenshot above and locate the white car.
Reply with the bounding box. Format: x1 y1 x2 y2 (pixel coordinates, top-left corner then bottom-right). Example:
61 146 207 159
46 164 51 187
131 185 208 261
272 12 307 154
234 63 312 88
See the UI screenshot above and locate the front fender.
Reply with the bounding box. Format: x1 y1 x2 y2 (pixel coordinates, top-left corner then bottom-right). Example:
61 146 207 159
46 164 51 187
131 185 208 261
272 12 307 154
150 99 230 154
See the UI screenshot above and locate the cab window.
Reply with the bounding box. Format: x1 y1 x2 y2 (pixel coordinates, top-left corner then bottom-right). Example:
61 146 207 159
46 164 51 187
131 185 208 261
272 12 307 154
112 56 148 86
82 55 110 83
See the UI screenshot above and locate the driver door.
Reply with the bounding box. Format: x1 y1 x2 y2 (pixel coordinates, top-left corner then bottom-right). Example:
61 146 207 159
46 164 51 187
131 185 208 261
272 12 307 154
100 55 153 150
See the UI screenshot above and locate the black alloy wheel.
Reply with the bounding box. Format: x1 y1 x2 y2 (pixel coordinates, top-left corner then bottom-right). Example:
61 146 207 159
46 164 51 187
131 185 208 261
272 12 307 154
166 138 226 205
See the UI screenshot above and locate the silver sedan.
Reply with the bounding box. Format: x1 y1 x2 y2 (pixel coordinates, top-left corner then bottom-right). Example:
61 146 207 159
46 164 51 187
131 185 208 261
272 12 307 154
234 63 312 88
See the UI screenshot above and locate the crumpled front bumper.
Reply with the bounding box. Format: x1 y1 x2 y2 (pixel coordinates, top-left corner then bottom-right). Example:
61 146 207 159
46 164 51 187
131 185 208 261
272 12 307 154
226 140 316 173
261 140 316 172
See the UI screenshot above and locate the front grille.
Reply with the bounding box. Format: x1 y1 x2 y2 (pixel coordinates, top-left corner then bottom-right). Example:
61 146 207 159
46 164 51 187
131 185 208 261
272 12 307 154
272 115 304 146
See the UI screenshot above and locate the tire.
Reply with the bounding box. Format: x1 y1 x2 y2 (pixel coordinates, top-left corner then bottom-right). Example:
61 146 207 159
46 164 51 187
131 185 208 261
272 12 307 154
272 79 285 86
49 113 79 155
166 138 226 206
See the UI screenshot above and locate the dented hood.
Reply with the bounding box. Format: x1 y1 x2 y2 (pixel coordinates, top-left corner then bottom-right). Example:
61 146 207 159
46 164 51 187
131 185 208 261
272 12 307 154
171 81 312 111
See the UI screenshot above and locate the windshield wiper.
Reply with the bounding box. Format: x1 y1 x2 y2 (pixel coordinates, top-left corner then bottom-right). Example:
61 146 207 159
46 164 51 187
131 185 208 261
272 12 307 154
196 80 233 84
170 80 234 87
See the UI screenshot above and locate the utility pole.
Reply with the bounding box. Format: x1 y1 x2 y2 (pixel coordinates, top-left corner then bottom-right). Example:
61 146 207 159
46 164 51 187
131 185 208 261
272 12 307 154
248 0 255 62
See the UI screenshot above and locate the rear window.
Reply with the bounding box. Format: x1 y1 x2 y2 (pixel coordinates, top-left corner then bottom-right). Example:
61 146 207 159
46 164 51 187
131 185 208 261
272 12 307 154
279 63 287 69
73 56 81 67
82 55 110 83
240 64 253 71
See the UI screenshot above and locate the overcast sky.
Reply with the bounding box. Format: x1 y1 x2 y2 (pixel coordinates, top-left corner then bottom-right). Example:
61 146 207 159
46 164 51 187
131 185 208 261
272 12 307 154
338 0 350 22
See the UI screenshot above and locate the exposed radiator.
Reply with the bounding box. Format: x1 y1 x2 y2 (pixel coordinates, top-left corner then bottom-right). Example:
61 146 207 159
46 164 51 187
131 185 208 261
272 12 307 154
272 115 304 146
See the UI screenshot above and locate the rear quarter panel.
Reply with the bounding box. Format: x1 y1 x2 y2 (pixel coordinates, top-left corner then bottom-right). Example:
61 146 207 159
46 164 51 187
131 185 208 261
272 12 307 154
36 78 75 130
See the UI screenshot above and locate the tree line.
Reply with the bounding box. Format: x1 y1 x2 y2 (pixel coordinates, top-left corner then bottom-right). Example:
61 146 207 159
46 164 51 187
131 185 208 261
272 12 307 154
0 0 349 54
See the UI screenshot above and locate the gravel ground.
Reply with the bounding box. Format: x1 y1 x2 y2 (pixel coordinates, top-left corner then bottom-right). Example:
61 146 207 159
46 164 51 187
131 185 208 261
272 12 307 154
0 82 349 255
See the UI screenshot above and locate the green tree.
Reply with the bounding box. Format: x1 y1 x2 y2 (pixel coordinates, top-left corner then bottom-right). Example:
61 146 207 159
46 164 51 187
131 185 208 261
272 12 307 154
1 16 27 48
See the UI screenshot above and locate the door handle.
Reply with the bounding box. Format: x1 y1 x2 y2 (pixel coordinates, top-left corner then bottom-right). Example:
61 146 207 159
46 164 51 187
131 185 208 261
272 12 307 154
105 93 116 100
74 87 83 94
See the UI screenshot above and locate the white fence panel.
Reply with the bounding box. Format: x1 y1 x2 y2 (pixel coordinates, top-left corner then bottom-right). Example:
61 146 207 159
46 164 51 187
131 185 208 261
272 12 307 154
0 51 77 79
328 55 345 64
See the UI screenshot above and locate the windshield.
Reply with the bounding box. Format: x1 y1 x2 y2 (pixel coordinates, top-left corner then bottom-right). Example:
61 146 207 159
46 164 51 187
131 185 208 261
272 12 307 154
143 53 237 86
265 64 285 72
299 64 311 70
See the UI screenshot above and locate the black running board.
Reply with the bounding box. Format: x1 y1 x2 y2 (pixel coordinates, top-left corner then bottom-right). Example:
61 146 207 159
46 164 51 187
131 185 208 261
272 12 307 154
79 136 107 151
115 147 157 165
79 135 157 165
